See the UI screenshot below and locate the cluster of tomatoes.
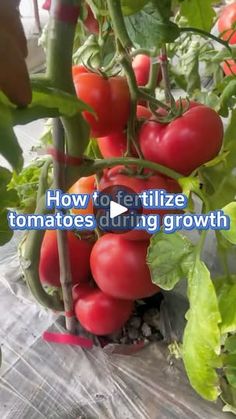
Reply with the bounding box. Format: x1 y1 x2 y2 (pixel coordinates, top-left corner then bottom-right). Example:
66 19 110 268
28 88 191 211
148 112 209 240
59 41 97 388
218 2 236 76
39 35 224 337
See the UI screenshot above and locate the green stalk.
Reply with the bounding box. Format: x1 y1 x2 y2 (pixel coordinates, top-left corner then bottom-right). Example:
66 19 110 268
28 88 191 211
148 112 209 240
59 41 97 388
23 195 63 311
85 157 182 180
46 1 90 160
106 0 132 49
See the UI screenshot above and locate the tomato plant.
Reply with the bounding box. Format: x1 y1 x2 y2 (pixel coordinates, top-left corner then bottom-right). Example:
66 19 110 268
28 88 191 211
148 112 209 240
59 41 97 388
84 5 99 34
72 282 93 303
99 165 181 240
132 54 162 87
73 68 131 137
39 230 93 288
97 105 151 158
2 0 236 414
139 104 224 176
75 288 134 335
218 2 236 45
90 234 160 300
223 59 236 76
68 175 96 215
121 0 149 16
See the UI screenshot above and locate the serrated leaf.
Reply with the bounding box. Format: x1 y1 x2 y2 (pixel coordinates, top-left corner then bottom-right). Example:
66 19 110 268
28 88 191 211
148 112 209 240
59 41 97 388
182 260 221 401
0 209 13 246
147 231 194 290
124 3 180 48
30 81 94 117
0 105 23 172
220 202 236 245
180 0 216 32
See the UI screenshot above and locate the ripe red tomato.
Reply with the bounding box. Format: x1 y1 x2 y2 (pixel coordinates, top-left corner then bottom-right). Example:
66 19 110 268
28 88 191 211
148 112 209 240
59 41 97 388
218 3 236 45
72 283 93 304
39 231 93 288
72 65 89 80
90 234 159 300
99 166 180 240
223 59 236 76
73 69 131 137
84 6 99 34
97 105 152 158
68 175 96 215
75 289 134 335
139 104 224 176
132 54 162 86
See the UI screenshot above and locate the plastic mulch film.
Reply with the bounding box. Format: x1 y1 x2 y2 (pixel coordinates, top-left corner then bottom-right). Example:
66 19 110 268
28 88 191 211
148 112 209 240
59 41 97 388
0 235 234 419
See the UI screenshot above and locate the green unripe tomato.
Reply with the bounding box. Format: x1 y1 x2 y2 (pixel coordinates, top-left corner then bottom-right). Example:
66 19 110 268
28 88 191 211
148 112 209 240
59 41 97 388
121 0 149 16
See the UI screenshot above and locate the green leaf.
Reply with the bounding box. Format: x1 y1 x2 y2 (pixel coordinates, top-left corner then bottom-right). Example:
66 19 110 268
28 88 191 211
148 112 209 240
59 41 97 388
0 105 23 172
0 166 19 209
221 379 236 415
219 80 236 117
8 159 49 214
147 231 194 290
222 354 236 389
121 0 149 16
30 81 94 117
183 40 201 93
0 209 13 246
200 110 236 210
182 260 221 401
225 335 236 355
220 202 236 245
73 34 102 68
85 138 103 159
180 0 216 32
216 280 236 335
124 3 180 48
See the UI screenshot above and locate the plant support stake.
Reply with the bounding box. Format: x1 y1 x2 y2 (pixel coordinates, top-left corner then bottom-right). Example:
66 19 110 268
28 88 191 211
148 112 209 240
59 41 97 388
53 118 77 333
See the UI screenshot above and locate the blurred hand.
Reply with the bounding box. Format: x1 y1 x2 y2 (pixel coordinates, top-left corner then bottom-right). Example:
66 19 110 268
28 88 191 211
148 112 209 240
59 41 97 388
0 0 32 106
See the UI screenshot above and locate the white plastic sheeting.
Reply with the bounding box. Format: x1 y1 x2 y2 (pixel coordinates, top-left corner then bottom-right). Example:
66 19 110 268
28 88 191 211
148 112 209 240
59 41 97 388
0 234 234 418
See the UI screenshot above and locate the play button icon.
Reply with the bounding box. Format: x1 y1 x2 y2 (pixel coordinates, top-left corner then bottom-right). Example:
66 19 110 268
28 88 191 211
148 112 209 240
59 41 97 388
94 185 143 234
110 201 128 219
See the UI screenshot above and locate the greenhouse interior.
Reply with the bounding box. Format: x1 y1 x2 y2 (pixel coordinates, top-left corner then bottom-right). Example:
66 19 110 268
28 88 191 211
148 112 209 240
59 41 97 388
1 0 236 417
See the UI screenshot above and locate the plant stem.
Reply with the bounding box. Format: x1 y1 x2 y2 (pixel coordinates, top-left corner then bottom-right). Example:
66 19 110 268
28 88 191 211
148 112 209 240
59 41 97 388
88 157 182 180
159 45 175 105
36 158 52 204
146 60 159 95
180 27 232 52
119 46 139 156
106 0 132 49
47 0 90 160
53 119 76 333
22 195 64 311
138 89 170 110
